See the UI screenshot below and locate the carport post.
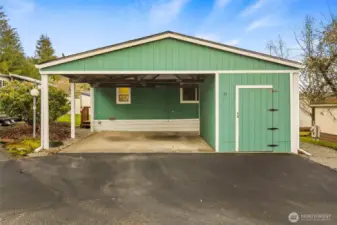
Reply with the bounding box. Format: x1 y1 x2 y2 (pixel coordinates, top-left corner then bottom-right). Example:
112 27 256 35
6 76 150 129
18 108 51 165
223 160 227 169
70 82 76 138
40 79 44 149
41 74 49 149
90 86 94 132
290 72 300 153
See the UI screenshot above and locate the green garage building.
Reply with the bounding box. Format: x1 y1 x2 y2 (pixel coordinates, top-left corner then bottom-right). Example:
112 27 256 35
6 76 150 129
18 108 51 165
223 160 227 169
37 31 302 153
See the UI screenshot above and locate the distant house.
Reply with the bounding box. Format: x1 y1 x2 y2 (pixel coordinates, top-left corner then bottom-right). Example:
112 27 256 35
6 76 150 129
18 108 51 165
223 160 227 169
311 95 337 142
0 74 41 87
67 91 91 115
300 101 312 128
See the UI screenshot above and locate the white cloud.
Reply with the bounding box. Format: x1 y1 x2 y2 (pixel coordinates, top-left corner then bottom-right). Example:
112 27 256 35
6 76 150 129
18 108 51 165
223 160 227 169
149 0 190 25
246 16 273 31
240 0 268 17
225 39 239 46
214 0 232 9
195 33 221 42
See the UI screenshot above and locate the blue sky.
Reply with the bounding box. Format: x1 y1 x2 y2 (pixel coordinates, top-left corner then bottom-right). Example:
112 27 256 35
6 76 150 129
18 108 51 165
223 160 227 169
1 0 336 60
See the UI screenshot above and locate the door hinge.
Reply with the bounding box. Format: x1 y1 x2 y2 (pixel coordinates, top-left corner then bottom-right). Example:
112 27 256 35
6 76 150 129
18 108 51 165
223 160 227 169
268 144 279 147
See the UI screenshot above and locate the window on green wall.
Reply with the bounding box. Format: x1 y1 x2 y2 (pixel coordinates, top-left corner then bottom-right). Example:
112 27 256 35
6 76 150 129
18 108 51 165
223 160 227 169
180 87 199 103
116 87 131 104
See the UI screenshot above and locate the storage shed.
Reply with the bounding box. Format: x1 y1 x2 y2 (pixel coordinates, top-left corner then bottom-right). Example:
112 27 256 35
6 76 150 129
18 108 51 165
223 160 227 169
36 31 302 153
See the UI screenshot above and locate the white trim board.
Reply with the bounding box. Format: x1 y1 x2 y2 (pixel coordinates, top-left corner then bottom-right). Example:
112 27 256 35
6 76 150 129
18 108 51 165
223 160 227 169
310 104 337 108
215 73 219 152
40 70 300 75
235 85 273 152
41 75 49 149
198 83 201 135
70 83 76 139
90 87 95 132
36 32 303 70
93 119 199 132
290 72 300 154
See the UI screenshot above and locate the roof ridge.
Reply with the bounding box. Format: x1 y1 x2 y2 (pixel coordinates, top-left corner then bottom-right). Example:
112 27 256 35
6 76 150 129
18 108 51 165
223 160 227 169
37 31 303 69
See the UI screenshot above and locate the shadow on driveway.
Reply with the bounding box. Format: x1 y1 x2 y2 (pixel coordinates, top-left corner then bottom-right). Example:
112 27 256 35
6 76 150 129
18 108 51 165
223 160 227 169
0 153 336 225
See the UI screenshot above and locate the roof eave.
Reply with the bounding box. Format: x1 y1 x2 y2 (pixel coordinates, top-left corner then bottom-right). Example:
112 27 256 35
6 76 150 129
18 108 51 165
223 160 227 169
310 104 337 107
37 31 304 70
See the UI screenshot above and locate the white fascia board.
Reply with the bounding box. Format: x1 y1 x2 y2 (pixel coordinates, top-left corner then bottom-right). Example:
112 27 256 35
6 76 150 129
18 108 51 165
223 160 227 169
36 33 172 69
37 32 303 70
310 104 337 107
236 85 273 89
40 70 300 75
215 73 219 152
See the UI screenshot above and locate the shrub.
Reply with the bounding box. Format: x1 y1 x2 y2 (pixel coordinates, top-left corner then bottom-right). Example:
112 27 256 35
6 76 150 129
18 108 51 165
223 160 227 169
0 122 70 141
0 80 70 124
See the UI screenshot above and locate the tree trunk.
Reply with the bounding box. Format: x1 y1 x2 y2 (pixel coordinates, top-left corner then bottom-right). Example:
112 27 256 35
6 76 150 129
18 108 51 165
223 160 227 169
311 107 315 126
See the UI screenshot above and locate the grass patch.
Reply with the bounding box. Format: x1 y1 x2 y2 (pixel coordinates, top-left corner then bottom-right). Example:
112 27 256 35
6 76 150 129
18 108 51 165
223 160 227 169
301 136 337 150
300 131 310 137
6 138 40 157
57 114 81 126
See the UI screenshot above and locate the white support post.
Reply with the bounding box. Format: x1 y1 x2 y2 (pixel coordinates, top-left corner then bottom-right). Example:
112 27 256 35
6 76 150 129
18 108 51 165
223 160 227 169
90 87 94 132
198 83 200 135
215 73 219 152
41 75 49 149
40 80 44 149
291 72 300 153
70 82 76 138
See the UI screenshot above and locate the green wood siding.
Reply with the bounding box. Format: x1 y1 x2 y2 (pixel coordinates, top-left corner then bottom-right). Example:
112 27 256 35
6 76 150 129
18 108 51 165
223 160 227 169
219 73 291 152
41 38 296 72
94 87 198 120
199 76 215 149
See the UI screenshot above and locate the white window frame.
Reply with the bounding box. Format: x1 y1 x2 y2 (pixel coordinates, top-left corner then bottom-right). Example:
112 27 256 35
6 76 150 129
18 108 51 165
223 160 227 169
0 79 7 88
116 87 131 104
180 87 199 104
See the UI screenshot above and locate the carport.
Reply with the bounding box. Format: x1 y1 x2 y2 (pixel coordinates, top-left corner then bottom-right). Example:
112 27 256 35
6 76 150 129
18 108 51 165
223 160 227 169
36 31 303 153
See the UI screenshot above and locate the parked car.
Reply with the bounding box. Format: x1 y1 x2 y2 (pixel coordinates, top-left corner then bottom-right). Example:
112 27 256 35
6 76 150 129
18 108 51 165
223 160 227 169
0 115 16 126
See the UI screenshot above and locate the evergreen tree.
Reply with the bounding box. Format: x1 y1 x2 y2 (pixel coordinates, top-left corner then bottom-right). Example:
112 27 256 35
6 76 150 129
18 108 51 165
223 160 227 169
21 56 40 79
0 6 25 74
35 34 57 63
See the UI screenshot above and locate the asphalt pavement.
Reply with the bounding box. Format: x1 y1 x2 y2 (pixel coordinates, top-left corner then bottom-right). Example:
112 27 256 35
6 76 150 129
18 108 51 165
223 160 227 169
0 153 336 225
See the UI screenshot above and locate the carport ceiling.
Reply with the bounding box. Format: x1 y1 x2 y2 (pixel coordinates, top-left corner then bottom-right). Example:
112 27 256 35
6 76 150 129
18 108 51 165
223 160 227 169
65 74 212 87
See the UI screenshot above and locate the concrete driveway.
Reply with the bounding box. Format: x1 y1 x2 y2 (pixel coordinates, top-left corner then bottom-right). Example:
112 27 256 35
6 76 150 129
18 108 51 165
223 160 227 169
1 154 336 225
61 131 214 153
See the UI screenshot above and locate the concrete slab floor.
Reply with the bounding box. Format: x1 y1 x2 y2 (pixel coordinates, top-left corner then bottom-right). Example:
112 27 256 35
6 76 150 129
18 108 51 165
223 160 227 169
61 131 214 153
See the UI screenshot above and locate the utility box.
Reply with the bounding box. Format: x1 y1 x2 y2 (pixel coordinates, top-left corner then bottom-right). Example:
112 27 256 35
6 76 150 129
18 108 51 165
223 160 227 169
311 125 321 140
